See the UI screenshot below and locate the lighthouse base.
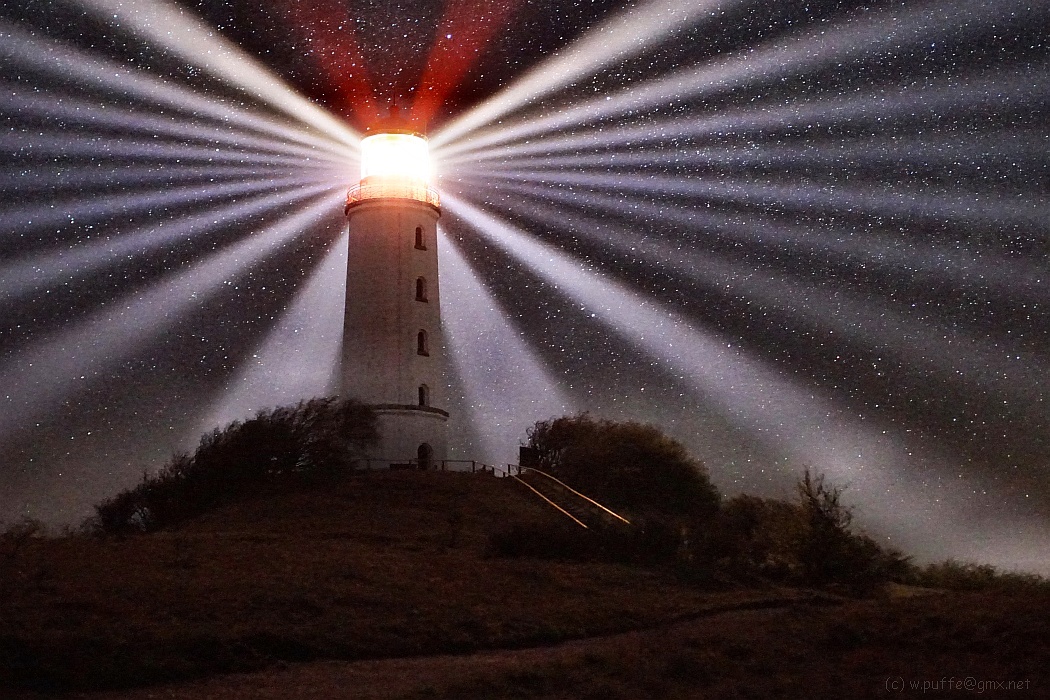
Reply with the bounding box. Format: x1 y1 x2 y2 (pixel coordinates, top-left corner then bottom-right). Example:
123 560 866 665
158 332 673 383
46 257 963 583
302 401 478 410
355 404 448 470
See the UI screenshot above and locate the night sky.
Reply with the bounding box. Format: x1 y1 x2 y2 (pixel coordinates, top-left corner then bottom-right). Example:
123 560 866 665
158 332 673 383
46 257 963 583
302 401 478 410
0 0 1047 572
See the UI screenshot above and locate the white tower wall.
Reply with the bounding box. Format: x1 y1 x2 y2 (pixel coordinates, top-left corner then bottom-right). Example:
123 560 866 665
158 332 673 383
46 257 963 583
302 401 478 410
341 196 448 468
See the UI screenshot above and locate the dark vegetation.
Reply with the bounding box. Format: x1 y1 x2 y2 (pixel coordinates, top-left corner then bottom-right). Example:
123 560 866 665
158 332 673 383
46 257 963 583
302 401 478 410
516 414 916 592
1 406 1046 695
525 414 721 519
93 397 377 534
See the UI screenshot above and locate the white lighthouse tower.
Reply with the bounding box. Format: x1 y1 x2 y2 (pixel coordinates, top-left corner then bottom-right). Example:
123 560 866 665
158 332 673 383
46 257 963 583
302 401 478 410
341 126 447 469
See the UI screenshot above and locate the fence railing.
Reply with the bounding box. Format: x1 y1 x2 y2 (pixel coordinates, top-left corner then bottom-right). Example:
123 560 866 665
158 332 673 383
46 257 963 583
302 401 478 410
350 458 501 473
345 182 440 209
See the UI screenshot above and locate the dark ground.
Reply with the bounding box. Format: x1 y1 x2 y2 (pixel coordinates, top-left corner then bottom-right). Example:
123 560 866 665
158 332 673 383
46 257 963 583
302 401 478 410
2 471 1046 698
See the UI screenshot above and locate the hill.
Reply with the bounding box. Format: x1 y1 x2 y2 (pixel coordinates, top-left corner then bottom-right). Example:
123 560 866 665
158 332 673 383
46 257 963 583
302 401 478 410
2 470 1048 698
1 470 797 693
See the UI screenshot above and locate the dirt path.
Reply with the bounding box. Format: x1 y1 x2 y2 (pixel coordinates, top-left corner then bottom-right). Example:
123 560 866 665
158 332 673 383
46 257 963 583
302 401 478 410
56 595 830 700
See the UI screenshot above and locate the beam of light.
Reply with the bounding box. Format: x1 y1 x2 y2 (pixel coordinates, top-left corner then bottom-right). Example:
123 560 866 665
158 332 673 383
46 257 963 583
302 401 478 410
0 174 324 249
439 229 574 466
455 167 1047 233
0 192 342 446
445 129 1046 183
443 193 1044 566
78 0 360 148
491 180 1050 307
1 183 334 304
0 20 350 158
408 0 525 128
0 164 321 195
436 61 1050 163
197 232 346 434
0 132 343 173
429 0 744 149
433 0 1044 155
462 185 1049 420
0 91 352 167
277 0 377 128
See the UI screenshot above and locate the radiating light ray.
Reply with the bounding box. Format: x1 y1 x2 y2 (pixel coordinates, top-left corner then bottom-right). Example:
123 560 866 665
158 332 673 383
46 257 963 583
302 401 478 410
0 91 351 167
0 174 323 247
79 0 360 148
429 0 744 149
0 132 342 172
444 193 1029 559
436 62 1050 163
1 183 334 303
445 129 1046 181
409 0 525 128
0 19 349 158
439 230 574 466
460 186 1049 417
277 0 378 127
198 232 346 434
490 180 1050 303
457 167 1046 232
434 0 1043 155
0 192 342 446
0 164 322 194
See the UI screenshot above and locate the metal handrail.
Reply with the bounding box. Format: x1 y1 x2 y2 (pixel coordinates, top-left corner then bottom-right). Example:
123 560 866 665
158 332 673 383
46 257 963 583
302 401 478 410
509 474 589 529
519 467 632 525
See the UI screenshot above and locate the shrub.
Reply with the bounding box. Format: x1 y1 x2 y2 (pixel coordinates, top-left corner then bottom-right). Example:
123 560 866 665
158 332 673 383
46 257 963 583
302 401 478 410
795 469 855 585
711 494 808 580
794 470 913 589
916 560 1050 593
1 517 45 589
94 398 377 534
524 414 720 520
700 473 913 589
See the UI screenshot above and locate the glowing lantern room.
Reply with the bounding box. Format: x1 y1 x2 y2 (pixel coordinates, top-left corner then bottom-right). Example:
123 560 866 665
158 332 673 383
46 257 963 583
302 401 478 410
347 131 439 210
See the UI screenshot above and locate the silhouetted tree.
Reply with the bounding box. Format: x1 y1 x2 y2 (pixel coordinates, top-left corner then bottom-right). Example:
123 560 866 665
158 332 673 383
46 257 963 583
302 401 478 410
697 473 912 589
796 469 853 584
94 398 378 534
795 469 912 588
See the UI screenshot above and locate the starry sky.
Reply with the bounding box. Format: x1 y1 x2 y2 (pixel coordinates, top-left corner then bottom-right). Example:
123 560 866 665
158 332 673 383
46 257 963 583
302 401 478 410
0 0 1047 572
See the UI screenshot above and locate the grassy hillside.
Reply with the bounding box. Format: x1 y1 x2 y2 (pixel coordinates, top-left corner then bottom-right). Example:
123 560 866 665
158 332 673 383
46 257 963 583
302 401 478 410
1 471 802 693
3 470 1047 697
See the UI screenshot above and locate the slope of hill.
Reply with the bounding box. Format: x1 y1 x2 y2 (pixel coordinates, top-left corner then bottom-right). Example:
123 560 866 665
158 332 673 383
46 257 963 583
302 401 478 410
1 471 800 693
3 470 1047 698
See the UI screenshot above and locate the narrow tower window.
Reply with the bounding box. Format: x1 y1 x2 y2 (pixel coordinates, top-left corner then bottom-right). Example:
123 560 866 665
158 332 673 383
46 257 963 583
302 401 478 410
418 384 430 407
415 277 428 302
417 330 429 356
414 226 426 250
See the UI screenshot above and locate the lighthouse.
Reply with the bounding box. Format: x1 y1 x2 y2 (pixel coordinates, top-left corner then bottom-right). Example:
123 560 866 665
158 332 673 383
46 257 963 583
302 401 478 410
341 126 447 469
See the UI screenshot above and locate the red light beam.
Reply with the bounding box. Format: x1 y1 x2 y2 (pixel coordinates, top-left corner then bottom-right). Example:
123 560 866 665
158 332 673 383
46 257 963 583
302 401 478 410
277 0 378 130
409 0 524 130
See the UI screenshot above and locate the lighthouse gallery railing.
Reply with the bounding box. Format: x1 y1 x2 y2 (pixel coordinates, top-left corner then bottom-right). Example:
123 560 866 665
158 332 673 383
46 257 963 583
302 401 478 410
346 181 440 209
